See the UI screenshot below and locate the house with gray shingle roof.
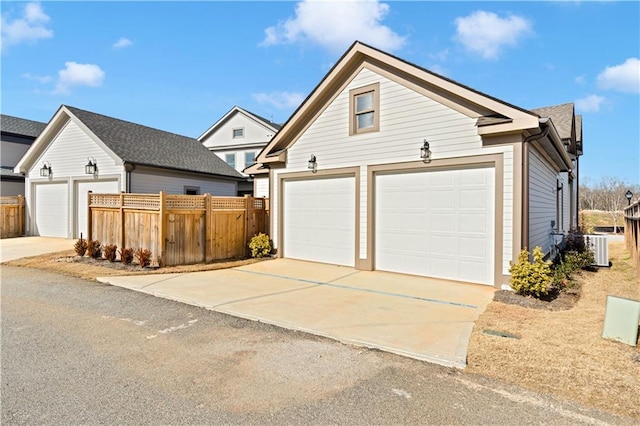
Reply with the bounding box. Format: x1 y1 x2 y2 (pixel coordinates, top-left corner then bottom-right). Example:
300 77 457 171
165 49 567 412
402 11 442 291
14 105 246 238
1 114 47 197
198 106 282 196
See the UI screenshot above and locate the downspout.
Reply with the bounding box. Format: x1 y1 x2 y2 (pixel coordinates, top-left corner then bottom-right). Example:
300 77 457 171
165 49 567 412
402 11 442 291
522 118 551 250
124 162 136 193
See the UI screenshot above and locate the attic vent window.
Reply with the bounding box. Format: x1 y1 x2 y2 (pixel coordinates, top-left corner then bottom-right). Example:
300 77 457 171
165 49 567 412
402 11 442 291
233 128 244 138
349 82 380 136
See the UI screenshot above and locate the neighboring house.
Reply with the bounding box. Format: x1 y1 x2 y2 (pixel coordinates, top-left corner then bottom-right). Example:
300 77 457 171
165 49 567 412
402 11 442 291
246 41 582 289
14 105 245 239
198 106 280 196
1 115 47 196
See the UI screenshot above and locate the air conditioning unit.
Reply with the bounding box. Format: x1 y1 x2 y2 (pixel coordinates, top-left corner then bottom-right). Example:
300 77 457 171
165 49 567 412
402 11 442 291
584 235 609 267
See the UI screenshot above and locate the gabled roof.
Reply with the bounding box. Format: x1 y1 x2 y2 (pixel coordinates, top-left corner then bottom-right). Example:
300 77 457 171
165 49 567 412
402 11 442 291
16 105 244 179
254 41 541 166
198 106 281 142
1 114 47 138
531 103 575 140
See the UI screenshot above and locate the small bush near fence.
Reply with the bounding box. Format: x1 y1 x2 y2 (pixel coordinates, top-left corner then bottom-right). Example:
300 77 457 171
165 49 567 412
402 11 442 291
87 240 102 259
74 237 88 257
249 233 272 258
135 248 152 268
119 248 134 265
103 244 118 262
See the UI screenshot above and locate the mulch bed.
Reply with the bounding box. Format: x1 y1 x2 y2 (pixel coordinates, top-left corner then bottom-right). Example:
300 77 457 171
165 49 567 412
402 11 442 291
55 255 152 272
493 286 581 311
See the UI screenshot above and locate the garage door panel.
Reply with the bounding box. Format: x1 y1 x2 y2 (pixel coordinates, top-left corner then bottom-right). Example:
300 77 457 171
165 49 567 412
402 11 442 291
34 183 68 238
283 177 355 267
375 167 494 285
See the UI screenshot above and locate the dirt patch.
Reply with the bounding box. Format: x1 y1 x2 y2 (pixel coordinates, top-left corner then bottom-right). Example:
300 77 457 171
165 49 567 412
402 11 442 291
4 250 269 281
493 287 581 311
468 241 640 420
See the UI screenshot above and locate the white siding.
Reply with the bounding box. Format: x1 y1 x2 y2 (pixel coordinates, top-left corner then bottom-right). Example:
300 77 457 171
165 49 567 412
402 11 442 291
201 112 275 150
254 177 269 198
528 147 557 254
131 168 237 196
1 141 31 168
24 119 126 236
271 67 514 274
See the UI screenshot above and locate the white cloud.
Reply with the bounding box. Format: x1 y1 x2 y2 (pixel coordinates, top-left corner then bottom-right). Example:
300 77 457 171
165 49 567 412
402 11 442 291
427 64 449 77
454 11 532 59
596 58 640 94
1 2 53 52
575 94 605 113
261 0 405 54
22 72 52 84
54 62 105 94
253 91 306 110
428 49 449 62
113 37 132 49
574 75 586 85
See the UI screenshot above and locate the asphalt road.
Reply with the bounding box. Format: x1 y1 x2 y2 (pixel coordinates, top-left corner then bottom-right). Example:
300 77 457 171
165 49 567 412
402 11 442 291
1 266 632 425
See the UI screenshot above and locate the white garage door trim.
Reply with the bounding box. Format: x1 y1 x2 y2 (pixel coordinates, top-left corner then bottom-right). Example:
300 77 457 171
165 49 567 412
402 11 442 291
375 166 495 285
33 181 69 238
75 179 120 239
282 176 356 267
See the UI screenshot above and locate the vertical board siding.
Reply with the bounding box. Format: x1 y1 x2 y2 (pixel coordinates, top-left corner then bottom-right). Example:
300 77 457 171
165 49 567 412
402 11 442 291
271 67 513 270
88 193 267 266
0 196 25 238
528 147 557 254
131 169 237 196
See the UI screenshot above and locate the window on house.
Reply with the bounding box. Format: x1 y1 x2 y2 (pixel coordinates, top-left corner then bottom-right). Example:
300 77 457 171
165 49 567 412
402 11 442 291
232 128 244 138
225 153 236 169
349 83 380 135
184 186 200 195
245 151 256 167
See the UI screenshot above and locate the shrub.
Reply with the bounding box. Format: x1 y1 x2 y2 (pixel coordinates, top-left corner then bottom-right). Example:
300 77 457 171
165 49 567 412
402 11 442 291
87 240 102 259
103 244 118 262
134 248 152 268
248 233 272 258
74 237 88 256
509 246 553 298
564 250 595 271
119 247 134 265
564 227 588 254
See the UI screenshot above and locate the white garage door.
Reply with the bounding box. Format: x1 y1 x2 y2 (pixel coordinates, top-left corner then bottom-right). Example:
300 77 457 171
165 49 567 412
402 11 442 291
75 180 119 238
34 182 68 238
375 167 495 285
283 177 355 266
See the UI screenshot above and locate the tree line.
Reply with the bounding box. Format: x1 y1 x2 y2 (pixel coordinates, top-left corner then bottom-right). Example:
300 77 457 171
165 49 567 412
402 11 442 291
579 176 639 232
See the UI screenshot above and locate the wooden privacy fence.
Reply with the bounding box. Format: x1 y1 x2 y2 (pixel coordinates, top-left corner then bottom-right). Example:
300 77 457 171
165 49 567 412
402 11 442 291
0 195 25 239
624 200 640 268
87 192 269 267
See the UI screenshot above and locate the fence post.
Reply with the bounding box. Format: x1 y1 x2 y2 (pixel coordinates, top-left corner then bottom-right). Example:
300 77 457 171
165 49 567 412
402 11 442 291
159 191 166 267
18 195 25 236
244 195 251 257
119 192 125 255
205 193 212 263
87 191 93 241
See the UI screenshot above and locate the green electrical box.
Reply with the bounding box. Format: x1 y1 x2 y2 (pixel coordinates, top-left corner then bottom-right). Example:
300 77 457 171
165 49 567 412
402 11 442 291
602 295 640 346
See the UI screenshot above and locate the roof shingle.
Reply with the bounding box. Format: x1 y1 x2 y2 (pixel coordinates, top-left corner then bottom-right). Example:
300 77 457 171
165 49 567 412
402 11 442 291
1 114 47 138
65 106 243 179
530 103 575 140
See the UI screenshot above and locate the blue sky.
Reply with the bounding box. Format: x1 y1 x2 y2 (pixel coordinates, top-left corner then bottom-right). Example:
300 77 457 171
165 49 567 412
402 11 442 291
2 1 639 185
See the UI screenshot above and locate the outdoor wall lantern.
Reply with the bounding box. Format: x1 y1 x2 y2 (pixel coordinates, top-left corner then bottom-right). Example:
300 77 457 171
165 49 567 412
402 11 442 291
420 139 431 163
626 190 633 206
308 154 318 173
85 157 97 175
40 161 52 177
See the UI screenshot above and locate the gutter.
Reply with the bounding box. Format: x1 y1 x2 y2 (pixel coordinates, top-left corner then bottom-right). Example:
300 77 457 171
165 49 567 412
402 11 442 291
521 119 551 250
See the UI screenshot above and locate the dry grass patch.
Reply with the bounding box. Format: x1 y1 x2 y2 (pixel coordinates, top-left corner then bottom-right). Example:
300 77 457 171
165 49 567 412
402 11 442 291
4 250 268 281
467 241 640 420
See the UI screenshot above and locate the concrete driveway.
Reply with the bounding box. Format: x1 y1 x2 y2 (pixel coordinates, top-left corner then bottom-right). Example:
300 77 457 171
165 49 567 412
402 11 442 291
99 259 495 368
0 236 73 263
